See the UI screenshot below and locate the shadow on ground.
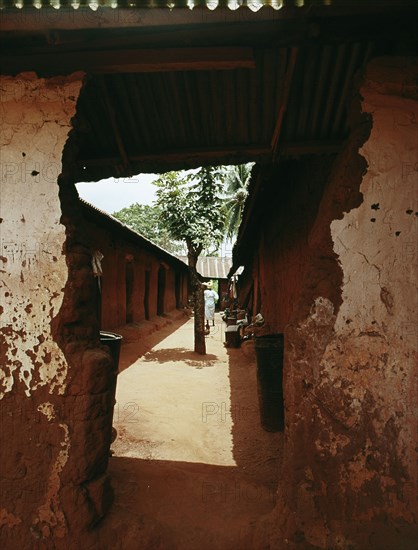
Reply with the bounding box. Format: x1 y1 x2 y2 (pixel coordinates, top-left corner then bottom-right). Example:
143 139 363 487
116 314 191 373
101 315 284 550
90 456 276 550
142 347 218 368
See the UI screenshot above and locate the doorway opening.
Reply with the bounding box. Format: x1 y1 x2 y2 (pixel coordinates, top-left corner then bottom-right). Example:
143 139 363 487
157 265 166 316
175 272 181 309
144 269 151 321
68 69 286 547
125 259 134 324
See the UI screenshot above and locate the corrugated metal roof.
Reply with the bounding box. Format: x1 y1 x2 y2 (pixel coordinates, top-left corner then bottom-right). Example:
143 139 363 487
74 47 288 179
1 2 416 180
281 42 373 146
70 37 375 180
178 256 232 279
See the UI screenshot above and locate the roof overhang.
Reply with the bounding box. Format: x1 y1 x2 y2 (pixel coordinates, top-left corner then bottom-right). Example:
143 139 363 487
1 1 417 181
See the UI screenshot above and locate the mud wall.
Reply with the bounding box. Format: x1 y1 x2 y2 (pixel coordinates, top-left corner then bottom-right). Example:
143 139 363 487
256 57 418 549
81 215 187 329
249 158 333 332
0 74 118 548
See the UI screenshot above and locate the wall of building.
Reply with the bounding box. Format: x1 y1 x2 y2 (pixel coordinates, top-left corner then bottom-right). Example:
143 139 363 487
0 73 189 548
0 73 190 549
246 157 334 332
81 216 188 330
0 73 113 547
252 57 418 549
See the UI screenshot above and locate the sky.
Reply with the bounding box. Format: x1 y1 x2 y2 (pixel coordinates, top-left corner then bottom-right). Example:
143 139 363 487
76 173 159 214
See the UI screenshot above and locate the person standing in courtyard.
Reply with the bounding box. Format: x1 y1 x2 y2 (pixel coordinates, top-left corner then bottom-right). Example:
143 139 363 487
204 281 219 333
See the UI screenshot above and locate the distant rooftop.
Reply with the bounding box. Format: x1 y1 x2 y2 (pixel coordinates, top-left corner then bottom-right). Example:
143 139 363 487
80 199 190 271
178 256 232 280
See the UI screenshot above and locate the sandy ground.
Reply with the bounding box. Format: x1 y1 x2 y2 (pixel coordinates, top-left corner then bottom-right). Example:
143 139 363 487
89 314 283 550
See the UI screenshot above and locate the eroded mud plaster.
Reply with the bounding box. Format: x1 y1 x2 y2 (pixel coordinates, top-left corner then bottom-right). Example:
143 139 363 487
0 73 86 547
0 73 83 398
329 56 418 530
256 57 418 550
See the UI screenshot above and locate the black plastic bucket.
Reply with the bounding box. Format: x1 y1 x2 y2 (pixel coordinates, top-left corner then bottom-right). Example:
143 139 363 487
100 331 123 372
254 333 284 432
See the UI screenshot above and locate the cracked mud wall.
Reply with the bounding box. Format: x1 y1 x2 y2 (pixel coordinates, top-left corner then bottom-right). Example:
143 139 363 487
325 57 417 547
0 73 115 548
258 57 418 550
0 73 82 400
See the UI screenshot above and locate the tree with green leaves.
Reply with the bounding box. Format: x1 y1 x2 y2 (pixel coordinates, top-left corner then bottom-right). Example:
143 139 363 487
112 203 184 255
155 167 225 355
223 163 253 239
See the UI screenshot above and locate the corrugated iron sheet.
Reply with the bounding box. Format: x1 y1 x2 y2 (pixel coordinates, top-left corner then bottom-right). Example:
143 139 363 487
178 256 232 279
281 41 374 145
76 47 286 165
73 38 375 180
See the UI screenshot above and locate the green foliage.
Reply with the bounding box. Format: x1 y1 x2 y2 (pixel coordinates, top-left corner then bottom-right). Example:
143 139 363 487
222 163 253 239
111 164 249 261
154 167 226 261
112 202 184 255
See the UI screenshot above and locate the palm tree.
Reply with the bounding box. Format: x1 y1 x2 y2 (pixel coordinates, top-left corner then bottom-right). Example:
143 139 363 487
223 163 253 239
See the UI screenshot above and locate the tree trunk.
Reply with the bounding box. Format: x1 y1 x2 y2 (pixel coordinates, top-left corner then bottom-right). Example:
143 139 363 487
188 249 206 355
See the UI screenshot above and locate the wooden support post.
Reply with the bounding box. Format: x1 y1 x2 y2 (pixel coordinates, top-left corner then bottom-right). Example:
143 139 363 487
271 47 298 161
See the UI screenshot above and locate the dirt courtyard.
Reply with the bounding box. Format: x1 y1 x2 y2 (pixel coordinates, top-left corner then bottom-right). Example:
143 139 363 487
90 314 283 550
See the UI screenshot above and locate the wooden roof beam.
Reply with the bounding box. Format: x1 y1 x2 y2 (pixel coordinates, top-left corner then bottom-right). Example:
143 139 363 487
1 4 416 33
281 140 343 156
271 47 298 161
78 144 272 168
77 140 342 171
98 77 130 170
0 47 256 75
